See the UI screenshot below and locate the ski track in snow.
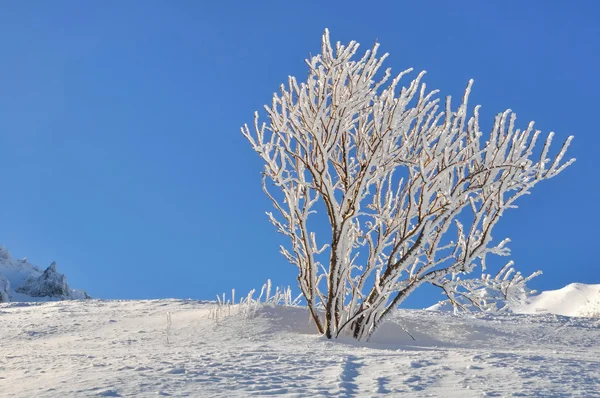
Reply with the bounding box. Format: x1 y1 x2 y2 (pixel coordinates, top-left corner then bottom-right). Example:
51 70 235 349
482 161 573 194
1 300 599 397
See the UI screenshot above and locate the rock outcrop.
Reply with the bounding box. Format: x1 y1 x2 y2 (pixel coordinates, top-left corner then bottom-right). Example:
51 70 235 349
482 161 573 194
0 274 10 302
0 245 89 302
16 262 89 300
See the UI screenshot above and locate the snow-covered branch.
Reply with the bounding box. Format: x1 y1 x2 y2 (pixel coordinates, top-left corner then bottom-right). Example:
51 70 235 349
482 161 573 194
242 29 575 340
431 261 542 313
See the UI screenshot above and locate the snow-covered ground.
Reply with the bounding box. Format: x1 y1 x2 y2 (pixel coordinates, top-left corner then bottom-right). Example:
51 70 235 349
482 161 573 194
1 298 599 397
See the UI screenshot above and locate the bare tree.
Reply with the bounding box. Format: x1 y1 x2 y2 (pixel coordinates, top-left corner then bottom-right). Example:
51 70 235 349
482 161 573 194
242 29 574 340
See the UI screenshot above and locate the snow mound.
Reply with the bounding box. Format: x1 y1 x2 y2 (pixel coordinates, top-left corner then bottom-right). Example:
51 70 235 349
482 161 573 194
427 282 600 318
426 300 455 312
514 283 600 317
0 245 89 302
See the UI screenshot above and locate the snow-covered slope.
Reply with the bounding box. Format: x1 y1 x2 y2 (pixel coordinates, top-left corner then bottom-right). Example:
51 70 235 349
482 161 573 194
1 299 599 397
427 282 600 319
514 283 600 317
0 245 89 302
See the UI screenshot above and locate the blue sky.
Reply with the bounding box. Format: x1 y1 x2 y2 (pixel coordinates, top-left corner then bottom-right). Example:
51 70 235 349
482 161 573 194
0 1 598 307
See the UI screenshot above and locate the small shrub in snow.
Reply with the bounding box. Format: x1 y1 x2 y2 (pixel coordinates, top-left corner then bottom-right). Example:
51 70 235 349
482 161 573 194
209 280 302 323
577 292 600 318
242 29 574 340
165 312 172 345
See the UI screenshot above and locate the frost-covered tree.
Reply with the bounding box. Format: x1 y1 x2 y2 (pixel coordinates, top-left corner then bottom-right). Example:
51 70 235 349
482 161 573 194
242 30 574 340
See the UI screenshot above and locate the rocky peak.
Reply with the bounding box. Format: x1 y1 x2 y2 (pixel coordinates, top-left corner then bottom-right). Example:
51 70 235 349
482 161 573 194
0 245 89 302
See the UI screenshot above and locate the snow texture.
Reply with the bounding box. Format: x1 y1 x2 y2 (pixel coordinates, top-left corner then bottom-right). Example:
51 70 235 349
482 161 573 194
0 245 89 302
515 283 600 317
0 299 598 397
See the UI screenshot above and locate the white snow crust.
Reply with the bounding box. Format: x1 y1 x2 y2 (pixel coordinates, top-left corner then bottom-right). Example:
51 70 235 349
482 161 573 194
1 299 598 397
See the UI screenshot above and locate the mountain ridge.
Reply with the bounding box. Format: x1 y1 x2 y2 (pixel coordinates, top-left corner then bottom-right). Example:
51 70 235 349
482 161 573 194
0 245 89 302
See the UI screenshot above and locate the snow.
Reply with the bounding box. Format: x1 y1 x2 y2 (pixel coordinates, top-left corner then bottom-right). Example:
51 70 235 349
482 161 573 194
428 282 600 319
1 299 599 397
514 283 600 317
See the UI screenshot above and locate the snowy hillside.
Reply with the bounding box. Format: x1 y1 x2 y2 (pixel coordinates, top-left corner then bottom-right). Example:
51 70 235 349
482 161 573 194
0 246 88 302
427 282 600 319
514 283 600 317
1 299 599 397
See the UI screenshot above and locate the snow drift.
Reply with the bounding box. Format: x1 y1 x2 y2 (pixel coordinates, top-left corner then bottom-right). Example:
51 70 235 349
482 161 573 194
0 245 89 302
514 282 600 317
427 281 600 318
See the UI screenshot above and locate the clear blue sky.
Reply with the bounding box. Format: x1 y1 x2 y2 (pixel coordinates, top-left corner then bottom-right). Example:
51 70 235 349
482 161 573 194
1 1 598 307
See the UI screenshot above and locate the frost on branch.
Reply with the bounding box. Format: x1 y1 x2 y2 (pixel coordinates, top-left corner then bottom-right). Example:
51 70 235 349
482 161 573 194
431 261 542 313
241 29 575 340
